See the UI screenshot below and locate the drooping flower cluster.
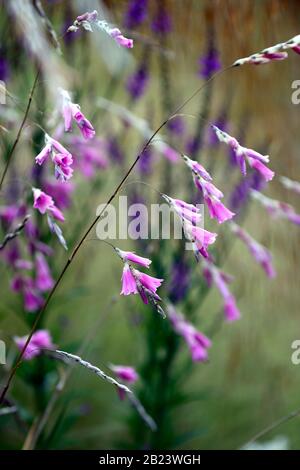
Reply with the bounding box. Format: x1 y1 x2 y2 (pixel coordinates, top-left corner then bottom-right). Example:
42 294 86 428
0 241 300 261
233 33 300 66
60 89 95 140
202 260 240 322
162 194 217 260
35 134 74 182
230 222 276 278
116 248 164 317
251 190 300 225
212 126 274 181
67 10 133 49
14 330 54 360
182 155 235 223
167 304 211 362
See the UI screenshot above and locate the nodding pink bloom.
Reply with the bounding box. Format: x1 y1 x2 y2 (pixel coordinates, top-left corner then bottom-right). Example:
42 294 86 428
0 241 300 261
251 190 300 225
203 260 240 322
279 176 300 195
115 248 151 268
35 134 73 182
32 188 65 222
0 204 22 225
68 10 133 48
230 222 276 278
234 50 288 66
162 194 217 259
118 250 164 316
181 155 235 223
60 89 95 140
14 330 54 360
167 305 211 362
110 364 138 400
163 195 202 225
185 222 217 260
35 253 54 291
110 365 138 383
121 263 139 296
212 126 274 181
110 28 133 48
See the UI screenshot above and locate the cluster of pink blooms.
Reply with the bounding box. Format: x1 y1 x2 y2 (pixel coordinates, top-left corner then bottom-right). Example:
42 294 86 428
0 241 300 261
233 33 300 66
230 222 276 278
162 194 217 259
182 154 235 223
35 134 74 182
116 248 165 317
167 304 211 362
67 10 133 49
251 190 300 225
212 126 274 181
14 330 55 360
202 260 241 322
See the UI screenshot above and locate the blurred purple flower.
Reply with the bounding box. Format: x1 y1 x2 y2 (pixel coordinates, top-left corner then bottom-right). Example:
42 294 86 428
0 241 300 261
126 65 149 100
124 0 148 29
14 330 54 360
110 364 139 383
138 146 152 175
107 137 124 164
0 52 9 81
186 135 201 155
229 172 265 213
167 305 211 362
167 115 185 136
35 253 54 292
151 8 172 35
199 45 221 79
168 257 191 303
44 180 74 209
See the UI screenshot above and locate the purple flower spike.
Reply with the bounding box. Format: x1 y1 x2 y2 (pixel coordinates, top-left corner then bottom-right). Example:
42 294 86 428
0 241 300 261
124 0 148 29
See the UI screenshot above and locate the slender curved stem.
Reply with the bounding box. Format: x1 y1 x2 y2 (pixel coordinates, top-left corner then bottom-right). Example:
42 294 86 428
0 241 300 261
241 406 300 448
0 65 233 405
0 70 39 191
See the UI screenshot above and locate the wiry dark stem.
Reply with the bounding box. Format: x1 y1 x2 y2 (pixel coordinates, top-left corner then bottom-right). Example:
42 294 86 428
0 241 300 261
0 65 233 406
0 71 39 191
0 214 30 250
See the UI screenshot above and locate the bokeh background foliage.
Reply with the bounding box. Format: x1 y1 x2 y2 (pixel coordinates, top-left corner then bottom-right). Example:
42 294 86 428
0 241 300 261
0 0 300 450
